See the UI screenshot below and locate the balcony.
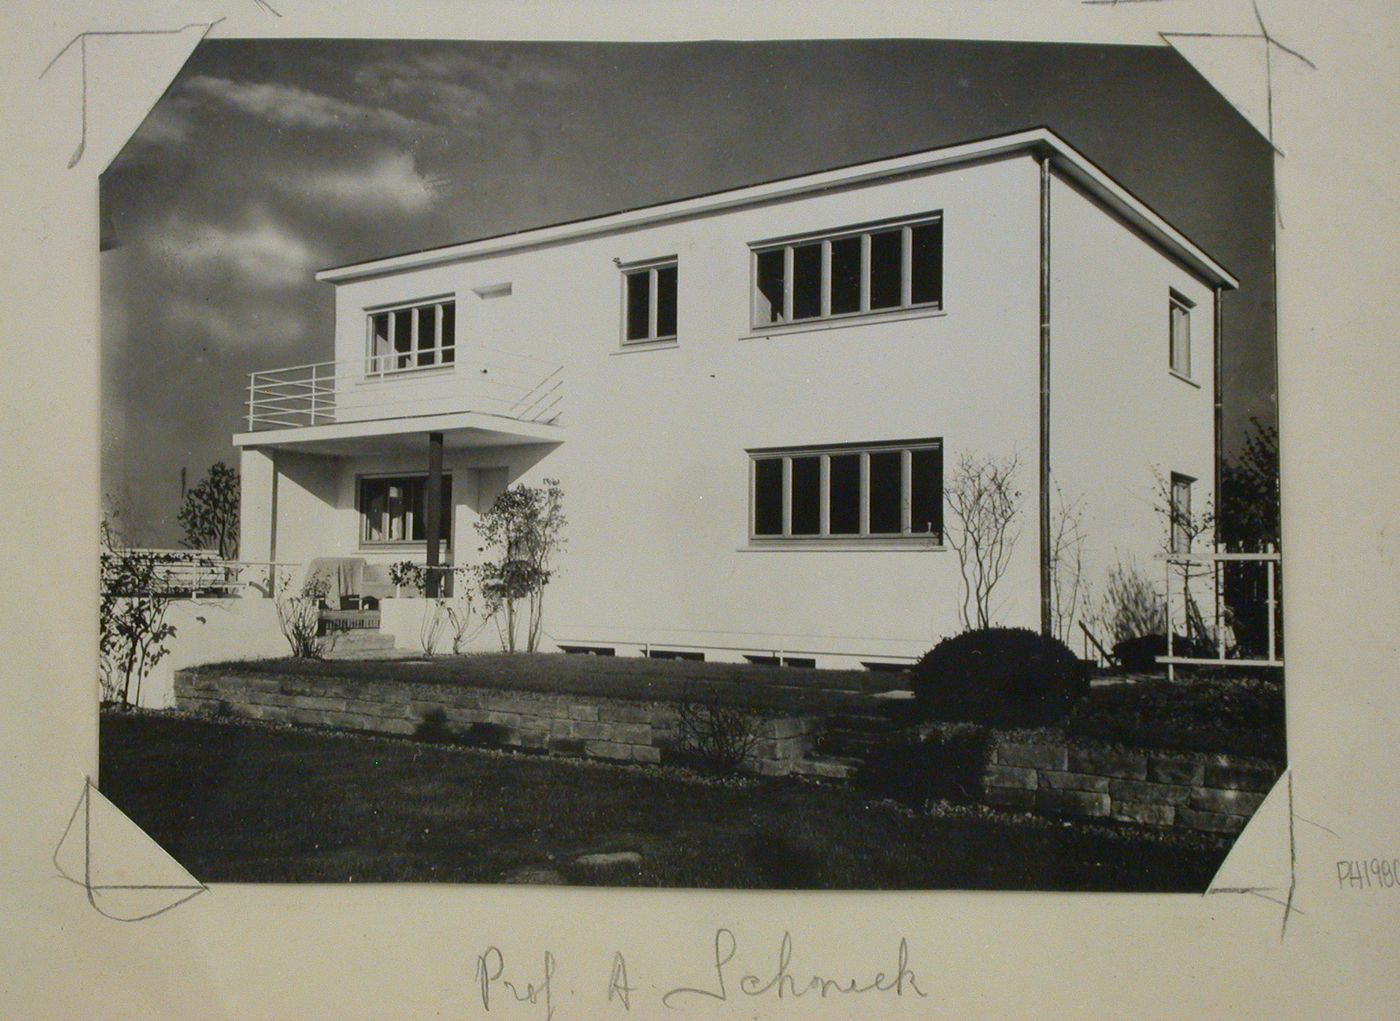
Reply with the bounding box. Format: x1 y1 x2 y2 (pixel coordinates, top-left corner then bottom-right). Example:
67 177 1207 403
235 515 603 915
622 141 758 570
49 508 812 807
234 346 565 454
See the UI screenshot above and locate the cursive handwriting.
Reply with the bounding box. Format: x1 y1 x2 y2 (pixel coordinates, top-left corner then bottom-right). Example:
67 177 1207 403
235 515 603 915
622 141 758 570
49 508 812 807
476 945 556 1021
661 928 927 1008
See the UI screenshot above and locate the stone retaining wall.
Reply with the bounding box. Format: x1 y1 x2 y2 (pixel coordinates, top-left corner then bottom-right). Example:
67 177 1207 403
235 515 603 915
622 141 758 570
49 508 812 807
175 668 822 775
983 736 1280 834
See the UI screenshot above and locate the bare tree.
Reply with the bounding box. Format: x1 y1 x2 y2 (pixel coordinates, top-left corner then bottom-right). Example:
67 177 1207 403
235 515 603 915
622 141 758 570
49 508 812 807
945 451 1023 631
1047 483 1088 644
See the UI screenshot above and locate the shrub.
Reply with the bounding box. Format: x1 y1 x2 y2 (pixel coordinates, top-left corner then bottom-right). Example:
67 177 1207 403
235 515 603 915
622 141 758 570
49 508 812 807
855 723 990 806
911 627 1087 727
1112 633 1215 673
1067 676 1284 760
669 689 762 775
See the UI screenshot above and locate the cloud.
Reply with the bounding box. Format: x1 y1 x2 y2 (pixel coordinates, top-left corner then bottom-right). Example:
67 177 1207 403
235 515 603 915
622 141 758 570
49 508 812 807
150 207 324 290
183 74 424 135
352 49 575 125
164 294 310 350
284 151 438 213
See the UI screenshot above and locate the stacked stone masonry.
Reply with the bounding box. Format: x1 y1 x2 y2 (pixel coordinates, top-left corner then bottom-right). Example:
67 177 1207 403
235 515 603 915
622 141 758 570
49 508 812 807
175 668 822 775
984 737 1281 834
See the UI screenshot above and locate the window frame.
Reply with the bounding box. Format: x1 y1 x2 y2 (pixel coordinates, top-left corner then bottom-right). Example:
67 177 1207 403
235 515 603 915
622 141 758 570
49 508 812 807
619 256 679 347
365 295 456 376
356 472 454 549
748 212 944 332
1168 290 1194 381
745 438 944 549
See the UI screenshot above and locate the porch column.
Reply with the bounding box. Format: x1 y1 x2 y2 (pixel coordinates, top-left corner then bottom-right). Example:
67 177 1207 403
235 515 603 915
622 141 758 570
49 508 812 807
425 432 444 598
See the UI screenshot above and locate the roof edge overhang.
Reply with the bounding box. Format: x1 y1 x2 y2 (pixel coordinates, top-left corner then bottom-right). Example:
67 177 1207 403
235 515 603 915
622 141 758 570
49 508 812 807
315 127 1238 290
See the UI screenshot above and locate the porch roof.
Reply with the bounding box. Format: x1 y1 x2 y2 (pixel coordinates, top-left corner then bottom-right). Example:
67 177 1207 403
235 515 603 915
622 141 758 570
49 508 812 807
232 410 565 456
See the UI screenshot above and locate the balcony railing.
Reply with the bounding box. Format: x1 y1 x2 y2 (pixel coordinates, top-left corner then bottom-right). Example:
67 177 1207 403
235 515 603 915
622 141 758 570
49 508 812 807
244 346 564 432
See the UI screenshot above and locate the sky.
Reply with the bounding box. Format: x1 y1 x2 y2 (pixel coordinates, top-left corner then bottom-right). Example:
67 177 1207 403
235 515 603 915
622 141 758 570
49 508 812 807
100 38 1276 547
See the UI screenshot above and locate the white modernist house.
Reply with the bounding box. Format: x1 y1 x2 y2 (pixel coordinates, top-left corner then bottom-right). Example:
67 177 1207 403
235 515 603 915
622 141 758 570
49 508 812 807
235 127 1236 668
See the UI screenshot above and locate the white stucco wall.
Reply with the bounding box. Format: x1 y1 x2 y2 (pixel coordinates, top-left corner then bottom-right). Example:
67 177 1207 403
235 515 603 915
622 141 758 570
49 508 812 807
119 596 286 709
236 148 1219 664
1048 169 1219 647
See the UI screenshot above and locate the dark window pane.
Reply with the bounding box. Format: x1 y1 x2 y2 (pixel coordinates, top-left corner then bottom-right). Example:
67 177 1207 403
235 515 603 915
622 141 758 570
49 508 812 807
625 271 650 340
869 451 902 533
790 456 821 535
754 458 783 536
371 313 391 371
417 306 437 366
393 309 413 367
910 447 943 537
791 243 822 320
869 229 903 309
910 221 943 307
440 303 455 363
830 236 862 314
829 454 861 534
755 249 786 324
655 264 677 337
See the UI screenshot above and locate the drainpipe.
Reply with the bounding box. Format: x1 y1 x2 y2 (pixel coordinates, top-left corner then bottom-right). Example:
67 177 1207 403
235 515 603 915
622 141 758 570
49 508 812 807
1038 153 1053 637
1214 284 1225 529
268 449 279 597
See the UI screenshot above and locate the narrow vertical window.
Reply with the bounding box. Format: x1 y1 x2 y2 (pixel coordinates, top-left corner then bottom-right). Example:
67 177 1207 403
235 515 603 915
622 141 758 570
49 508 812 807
910 446 943 538
868 228 904 310
753 458 785 536
791 243 823 320
755 249 786 324
790 455 822 535
625 270 651 341
910 220 943 307
655 264 678 338
1170 291 1193 377
440 302 455 364
828 453 862 534
1170 473 1194 554
868 451 904 533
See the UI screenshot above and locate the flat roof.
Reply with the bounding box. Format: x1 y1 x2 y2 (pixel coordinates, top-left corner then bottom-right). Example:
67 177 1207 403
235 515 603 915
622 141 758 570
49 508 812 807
316 127 1238 290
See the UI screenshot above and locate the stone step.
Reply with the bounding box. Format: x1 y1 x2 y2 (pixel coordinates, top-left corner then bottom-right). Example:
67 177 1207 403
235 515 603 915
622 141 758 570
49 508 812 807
815 730 889 758
823 712 899 735
321 631 398 655
790 754 862 781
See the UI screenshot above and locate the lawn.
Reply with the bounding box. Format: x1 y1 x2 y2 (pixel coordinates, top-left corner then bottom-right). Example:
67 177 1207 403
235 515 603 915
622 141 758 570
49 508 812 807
100 710 1232 891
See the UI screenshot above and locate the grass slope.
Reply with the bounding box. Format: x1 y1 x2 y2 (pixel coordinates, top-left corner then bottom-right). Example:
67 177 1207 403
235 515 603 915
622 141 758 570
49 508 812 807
101 711 1230 891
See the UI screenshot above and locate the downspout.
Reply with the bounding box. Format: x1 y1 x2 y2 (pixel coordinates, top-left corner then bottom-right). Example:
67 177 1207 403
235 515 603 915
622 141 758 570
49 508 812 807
1213 284 1225 525
1038 153 1053 637
268 449 279 596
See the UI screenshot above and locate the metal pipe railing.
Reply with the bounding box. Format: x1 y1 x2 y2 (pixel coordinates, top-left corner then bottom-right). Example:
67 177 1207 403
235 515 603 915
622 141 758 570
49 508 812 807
242 346 564 432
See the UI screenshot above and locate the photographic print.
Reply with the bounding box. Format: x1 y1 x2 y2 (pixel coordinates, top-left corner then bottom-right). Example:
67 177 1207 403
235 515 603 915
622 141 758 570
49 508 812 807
97 37 1284 891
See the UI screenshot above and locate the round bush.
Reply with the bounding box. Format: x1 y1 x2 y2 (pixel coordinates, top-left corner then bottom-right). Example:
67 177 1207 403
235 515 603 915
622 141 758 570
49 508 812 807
911 627 1088 727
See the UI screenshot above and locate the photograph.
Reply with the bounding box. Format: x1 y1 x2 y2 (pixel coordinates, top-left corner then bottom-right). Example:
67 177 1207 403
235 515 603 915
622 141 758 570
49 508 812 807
96 36 1285 892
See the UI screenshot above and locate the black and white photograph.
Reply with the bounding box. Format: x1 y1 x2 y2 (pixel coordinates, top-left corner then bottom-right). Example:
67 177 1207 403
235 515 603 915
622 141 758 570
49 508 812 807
7 2 1398 1016
95 36 1287 892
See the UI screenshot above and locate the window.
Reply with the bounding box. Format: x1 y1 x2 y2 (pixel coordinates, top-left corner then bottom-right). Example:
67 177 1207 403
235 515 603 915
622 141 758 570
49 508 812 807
749 439 943 544
1169 291 1193 378
1169 473 1194 555
368 299 455 373
622 259 678 343
750 215 943 328
359 474 452 546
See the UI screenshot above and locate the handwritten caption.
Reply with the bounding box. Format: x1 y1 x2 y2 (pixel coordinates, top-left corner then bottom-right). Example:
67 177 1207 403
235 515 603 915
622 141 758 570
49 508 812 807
473 927 928 1019
1335 858 1399 890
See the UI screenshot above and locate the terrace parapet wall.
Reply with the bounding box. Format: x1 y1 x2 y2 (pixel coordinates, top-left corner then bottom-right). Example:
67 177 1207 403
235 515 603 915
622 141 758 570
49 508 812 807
175 668 823 775
984 735 1282 835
